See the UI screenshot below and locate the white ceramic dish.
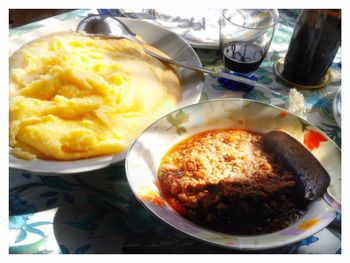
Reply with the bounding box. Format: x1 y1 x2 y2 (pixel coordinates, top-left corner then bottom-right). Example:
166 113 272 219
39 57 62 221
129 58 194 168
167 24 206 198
9 17 204 174
333 87 341 127
126 98 340 250
151 9 221 49
97 9 221 49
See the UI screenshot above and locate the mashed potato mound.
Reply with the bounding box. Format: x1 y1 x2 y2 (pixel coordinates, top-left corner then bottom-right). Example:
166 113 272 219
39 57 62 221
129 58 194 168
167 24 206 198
10 32 181 160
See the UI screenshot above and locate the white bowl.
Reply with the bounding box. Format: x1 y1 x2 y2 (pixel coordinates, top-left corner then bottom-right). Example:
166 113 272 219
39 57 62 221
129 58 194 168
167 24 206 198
9 17 203 174
126 98 340 250
333 87 341 127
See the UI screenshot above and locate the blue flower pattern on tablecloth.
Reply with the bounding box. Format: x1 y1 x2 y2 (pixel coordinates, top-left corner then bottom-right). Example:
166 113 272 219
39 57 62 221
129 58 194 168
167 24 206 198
289 236 319 253
9 195 52 249
59 244 91 254
243 90 271 104
10 193 37 215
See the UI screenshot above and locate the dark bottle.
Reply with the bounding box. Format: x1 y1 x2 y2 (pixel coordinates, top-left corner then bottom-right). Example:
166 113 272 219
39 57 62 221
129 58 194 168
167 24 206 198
281 9 341 86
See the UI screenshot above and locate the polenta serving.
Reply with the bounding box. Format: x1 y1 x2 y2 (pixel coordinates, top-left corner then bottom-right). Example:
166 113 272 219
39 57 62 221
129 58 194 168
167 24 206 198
9 32 181 160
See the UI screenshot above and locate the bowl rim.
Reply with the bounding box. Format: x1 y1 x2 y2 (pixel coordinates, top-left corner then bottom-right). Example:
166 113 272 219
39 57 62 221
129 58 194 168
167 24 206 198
9 17 204 174
333 87 341 128
125 97 339 250
127 97 341 153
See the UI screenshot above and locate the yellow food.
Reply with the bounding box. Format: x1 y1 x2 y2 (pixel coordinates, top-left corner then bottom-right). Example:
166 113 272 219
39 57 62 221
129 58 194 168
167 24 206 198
9 32 181 160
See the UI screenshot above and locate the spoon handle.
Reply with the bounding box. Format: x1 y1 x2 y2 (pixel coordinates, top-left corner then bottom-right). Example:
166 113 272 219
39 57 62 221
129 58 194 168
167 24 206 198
143 48 280 94
324 190 341 214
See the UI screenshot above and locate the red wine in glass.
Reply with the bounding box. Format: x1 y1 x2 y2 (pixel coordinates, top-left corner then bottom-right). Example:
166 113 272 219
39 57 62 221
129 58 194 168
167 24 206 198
223 41 265 74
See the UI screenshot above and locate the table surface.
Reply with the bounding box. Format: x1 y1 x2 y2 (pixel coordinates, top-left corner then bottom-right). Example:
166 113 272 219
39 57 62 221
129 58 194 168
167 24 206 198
9 9 341 254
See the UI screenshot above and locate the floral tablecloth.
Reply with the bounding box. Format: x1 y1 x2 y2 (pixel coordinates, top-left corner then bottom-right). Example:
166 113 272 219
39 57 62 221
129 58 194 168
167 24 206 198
9 9 341 254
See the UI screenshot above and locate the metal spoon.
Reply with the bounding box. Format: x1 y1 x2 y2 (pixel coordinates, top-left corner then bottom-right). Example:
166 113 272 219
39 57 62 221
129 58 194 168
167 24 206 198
262 130 341 214
76 14 282 95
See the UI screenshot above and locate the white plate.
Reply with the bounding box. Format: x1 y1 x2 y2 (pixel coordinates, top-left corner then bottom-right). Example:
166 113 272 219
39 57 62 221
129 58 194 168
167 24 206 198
151 9 221 49
9 17 204 174
97 9 221 49
126 98 340 250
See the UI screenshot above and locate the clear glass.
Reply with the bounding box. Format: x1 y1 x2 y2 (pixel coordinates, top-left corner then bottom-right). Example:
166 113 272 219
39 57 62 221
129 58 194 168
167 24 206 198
220 9 279 76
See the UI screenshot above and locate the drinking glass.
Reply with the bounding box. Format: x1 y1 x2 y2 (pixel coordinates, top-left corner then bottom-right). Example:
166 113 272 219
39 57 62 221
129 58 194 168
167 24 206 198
219 9 279 89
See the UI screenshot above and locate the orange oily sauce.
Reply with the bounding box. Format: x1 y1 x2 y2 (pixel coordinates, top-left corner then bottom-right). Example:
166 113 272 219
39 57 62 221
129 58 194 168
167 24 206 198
158 129 306 235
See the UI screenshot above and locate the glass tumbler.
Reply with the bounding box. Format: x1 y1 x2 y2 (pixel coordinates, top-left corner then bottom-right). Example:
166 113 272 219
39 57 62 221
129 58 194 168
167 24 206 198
220 9 279 78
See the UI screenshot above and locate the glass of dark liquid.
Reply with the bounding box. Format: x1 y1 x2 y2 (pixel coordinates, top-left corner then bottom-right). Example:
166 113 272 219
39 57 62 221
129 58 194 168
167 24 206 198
219 9 278 90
